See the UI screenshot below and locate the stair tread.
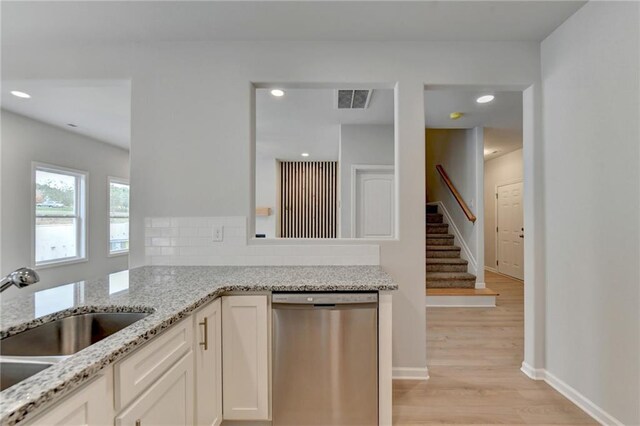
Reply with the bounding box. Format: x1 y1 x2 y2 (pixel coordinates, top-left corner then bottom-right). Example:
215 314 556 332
426 258 468 264
426 272 476 280
426 234 454 238
426 223 448 227
426 245 461 250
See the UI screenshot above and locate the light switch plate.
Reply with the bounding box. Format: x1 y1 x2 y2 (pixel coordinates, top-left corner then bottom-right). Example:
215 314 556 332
213 226 224 242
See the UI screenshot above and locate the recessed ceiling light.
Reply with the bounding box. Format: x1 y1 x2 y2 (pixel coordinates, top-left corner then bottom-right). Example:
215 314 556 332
67 123 78 128
476 95 495 104
301 153 310 157
271 89 285 97
10 90 31 99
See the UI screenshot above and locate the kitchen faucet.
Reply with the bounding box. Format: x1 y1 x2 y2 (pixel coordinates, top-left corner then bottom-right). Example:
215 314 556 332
0 267 40 293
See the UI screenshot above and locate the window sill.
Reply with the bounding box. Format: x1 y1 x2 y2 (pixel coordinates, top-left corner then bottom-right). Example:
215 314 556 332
35 257 88 270
108 251 129 258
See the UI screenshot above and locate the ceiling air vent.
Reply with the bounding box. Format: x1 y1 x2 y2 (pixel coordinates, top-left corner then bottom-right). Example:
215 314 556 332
336 89 373 109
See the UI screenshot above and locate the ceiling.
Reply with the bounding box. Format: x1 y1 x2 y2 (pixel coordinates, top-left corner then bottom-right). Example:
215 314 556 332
2 1 586 45
425 89 523 160
257 88 394 161
2 1 573 153
2 80 131 149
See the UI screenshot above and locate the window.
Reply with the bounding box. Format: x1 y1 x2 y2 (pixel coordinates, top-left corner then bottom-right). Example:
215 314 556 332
109 178 129 254
34 164 87 266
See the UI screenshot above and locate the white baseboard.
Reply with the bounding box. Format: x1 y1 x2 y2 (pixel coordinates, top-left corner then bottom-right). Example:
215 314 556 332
485 266 498 274
426 295 496 307
520 361 545 380
544 370 623 426
392 367 429 380
520 362 623 425
475 281 486 289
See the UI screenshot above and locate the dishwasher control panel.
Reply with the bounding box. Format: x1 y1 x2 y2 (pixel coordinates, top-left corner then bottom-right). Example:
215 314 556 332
272 292 378 305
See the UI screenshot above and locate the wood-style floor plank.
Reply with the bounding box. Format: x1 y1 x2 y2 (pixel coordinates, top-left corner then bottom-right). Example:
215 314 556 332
392 271 596 425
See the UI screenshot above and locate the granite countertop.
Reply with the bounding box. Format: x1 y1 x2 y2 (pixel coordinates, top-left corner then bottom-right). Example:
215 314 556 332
0 265 396 425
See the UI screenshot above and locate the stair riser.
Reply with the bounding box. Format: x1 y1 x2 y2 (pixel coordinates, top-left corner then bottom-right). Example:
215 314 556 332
426 264 468 272
427 251 461 258
426 226 449 234
426 214 443 224
426 280 475 289
426 205 438 214
426 238 454 246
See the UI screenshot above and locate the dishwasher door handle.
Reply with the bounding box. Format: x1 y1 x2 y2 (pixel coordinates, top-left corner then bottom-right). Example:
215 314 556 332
272 292 378 305
272 302 377 311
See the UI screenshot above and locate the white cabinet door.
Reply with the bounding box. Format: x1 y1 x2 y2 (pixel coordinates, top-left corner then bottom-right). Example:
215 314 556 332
27 375 111 426
115 352 194 426
222 295 270 420
194 298 222 426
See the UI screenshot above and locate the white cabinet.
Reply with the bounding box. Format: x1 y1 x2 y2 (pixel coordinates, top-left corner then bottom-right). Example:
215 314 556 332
115 351 194 426
27 374 111 426
222 295 270 420
194 298 223 426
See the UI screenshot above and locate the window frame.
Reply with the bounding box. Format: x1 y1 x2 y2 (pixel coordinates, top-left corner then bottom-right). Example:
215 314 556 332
32 162 88 268
107 176 130 256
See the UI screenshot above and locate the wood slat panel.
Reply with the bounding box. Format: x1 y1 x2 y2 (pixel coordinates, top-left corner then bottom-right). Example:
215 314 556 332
280 161 337 238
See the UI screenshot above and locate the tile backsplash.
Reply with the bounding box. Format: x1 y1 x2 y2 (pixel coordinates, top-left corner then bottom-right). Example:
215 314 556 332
144 217 379 266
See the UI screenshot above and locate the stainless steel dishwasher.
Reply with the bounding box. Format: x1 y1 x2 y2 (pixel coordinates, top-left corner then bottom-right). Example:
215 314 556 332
272 292 378 426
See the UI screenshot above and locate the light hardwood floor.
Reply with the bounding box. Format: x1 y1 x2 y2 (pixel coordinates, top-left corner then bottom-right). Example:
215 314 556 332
392 271 596 425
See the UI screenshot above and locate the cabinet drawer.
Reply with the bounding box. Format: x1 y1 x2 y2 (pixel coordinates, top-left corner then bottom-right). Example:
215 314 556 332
115 351 193 426
114 318 192 410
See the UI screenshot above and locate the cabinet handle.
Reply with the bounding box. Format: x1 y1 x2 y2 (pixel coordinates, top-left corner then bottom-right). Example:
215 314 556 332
199 317 208 350
135 421 141 426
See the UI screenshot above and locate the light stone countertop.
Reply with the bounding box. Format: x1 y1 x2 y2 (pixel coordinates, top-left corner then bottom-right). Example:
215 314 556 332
0 265 396 425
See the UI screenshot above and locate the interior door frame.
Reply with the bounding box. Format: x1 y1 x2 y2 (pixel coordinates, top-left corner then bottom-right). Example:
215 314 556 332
495 178 524 280
350 164 395 239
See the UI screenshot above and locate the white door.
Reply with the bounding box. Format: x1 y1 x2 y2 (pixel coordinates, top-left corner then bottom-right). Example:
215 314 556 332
354 168 395 238
194 298 222 426
497 181 524 280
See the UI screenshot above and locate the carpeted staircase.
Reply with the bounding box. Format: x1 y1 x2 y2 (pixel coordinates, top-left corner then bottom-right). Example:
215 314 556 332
426 204 477 289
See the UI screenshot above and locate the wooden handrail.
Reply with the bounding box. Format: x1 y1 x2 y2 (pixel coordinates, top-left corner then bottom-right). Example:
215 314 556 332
435 164 477 223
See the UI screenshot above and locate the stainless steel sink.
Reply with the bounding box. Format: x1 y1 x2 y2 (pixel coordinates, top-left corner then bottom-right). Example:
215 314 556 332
0 361 53 391
1 312 150 357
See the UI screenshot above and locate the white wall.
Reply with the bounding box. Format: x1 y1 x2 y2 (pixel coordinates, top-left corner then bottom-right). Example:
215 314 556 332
0 110 130 298
255 154 277 238
339 124 394 238
484 148 523 269
2 40 541 375
426 128 480 272
541 2 639 424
